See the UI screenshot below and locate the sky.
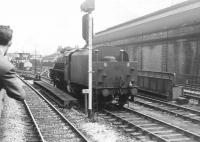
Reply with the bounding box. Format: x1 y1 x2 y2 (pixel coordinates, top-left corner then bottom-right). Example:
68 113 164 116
0 0 187 55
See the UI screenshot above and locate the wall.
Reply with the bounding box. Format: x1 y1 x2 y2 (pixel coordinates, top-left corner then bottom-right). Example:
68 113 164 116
142 44 162 71
133 38 200 84
94 23 200 84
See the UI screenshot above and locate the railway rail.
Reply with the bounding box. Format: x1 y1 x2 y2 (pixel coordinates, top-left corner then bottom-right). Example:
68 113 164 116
23 100 45 142
18 71 200 141
19 76 89 142
1 93 44 141
181 84 200 91
133 94 200 124
101 105 200 142
19 70 51 81
181 85 200 103
41 76 51 82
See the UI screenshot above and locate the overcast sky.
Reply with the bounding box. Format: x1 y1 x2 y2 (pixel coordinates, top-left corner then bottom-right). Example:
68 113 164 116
0 0 187 55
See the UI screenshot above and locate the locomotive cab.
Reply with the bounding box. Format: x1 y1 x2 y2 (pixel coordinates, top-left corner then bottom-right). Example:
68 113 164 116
50 54 65 89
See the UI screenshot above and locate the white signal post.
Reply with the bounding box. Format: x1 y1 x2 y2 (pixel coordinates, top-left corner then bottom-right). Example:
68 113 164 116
88 13 93 118
81 0 95 119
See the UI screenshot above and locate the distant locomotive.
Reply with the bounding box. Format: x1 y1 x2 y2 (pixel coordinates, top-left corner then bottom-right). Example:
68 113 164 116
50 45 137 107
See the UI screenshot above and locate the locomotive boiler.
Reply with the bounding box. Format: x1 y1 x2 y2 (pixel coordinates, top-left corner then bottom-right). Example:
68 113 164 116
50 45 137 107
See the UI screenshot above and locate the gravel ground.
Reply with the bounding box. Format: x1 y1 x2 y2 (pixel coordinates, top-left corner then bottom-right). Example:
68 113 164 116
179 99 200 111
60 108 139 142
0 90 26 142
0 90 4 118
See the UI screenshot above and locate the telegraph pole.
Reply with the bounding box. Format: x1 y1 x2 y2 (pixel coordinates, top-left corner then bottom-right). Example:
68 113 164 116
35 47 37 74
81 0 95 119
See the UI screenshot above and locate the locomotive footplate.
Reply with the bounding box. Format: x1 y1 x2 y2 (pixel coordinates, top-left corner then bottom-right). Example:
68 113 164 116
34 81 77 108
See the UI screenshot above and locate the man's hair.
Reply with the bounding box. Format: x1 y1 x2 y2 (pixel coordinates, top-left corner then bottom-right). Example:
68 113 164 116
0 26 13 46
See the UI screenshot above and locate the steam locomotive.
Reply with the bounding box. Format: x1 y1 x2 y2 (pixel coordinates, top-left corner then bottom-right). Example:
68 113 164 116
50 45 137 107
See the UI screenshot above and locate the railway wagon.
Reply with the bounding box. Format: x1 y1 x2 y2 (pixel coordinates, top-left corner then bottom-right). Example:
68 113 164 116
10 53 33 71
18 60 32 71
50 46 138 107
93 0 200 85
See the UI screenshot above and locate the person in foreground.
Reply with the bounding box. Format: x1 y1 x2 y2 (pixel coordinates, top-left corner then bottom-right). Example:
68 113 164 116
0 25 26 102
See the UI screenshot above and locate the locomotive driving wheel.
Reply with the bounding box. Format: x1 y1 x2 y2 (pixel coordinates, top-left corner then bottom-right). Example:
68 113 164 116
118 94 129 107
117 88 129 107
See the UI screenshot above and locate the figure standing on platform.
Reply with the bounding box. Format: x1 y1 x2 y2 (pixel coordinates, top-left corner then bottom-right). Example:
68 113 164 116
0 25 26 102
49 68 56 87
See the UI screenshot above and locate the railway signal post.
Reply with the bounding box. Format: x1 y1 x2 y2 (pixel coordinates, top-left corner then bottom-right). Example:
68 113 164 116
81 0 95 119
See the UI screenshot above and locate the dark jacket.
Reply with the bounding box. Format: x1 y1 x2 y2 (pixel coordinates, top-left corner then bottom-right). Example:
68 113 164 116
0 55 25 101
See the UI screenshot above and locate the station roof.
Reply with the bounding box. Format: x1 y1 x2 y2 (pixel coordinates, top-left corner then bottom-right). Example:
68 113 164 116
94 0 200 44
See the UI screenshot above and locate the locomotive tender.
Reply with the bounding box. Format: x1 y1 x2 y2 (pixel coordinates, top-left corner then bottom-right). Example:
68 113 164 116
50 45 137 107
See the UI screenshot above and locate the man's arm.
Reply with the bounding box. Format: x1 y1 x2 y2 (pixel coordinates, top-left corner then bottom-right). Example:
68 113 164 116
1 69 26 101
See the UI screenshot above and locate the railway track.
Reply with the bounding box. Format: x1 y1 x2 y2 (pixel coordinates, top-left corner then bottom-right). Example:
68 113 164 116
178 84 200 102
20 72 200 141
180 84 200 91
41 76 51 82
23 100 45 142
1 92 44 142
100 105 200 142
20 77 89 142
133 94 200 124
